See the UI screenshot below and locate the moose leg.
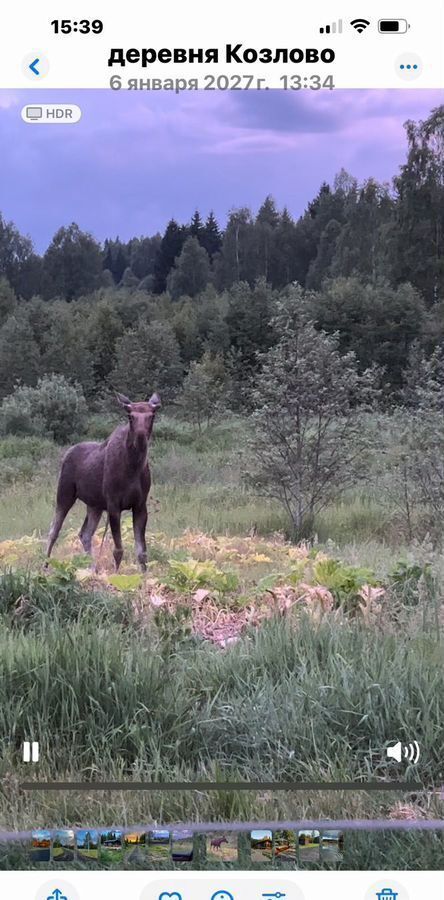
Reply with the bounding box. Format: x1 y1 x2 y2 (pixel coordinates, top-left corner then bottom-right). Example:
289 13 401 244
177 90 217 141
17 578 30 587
46 501 74 560
109 510 124 570
132 504 148 572
79 507 102 554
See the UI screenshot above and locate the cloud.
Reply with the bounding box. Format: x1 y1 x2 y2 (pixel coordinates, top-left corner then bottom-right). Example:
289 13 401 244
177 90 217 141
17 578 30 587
0 88 441 251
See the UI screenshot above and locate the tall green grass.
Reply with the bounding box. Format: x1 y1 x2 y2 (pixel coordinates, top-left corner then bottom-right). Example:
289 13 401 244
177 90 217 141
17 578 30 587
0 574 442 787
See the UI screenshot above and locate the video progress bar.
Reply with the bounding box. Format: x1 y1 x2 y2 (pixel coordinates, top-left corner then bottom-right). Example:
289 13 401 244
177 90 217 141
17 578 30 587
20 780 423 792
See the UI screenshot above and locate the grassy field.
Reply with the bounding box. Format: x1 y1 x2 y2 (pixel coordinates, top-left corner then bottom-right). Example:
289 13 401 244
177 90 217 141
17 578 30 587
0 416 443 869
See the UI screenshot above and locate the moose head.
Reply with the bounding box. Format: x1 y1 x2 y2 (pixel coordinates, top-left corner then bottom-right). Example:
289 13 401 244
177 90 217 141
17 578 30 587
116 391 161 443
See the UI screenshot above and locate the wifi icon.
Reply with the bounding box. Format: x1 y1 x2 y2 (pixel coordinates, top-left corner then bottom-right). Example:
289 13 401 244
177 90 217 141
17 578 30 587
350 18 371 33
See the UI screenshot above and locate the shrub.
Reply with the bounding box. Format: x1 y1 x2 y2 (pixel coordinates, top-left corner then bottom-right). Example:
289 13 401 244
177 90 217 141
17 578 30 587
0 374 87 444
0 435 58 487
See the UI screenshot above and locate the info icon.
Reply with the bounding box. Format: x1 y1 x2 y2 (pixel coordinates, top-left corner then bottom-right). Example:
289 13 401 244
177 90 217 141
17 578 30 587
396 53 422 80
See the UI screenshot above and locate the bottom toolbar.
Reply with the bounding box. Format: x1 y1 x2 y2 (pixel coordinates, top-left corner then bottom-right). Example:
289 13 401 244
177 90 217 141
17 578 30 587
1 871 442 900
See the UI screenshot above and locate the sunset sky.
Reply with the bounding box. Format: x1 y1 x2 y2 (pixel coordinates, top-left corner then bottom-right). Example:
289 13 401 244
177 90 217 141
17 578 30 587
0 88 441 251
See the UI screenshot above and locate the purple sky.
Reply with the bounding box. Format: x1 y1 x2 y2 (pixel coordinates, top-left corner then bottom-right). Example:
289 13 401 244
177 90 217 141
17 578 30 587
0 88 441 253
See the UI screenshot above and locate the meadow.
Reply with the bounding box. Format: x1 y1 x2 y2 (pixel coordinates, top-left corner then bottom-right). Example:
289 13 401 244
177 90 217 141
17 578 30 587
0 414 443 869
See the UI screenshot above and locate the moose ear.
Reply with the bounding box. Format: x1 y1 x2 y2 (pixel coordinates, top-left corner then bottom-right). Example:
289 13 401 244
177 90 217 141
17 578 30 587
115 391 132 412
147 392 161 410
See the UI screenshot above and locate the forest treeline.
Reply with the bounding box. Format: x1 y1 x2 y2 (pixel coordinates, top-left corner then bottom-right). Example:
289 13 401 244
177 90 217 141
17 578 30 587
0 105 443 407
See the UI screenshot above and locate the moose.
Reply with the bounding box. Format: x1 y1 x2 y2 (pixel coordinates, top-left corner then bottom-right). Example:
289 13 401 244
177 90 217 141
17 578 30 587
46 392 161 571
210 836 228 852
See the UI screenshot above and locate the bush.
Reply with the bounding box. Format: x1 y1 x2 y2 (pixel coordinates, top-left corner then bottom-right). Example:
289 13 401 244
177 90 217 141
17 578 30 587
0 374 87 444
0 435 58 487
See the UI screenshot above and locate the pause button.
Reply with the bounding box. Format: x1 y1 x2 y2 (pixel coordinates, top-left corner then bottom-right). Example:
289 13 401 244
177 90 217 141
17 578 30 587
23 741 39 762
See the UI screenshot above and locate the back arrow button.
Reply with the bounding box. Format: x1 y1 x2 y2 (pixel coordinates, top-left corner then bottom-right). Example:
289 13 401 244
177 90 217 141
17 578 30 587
22 52 49 80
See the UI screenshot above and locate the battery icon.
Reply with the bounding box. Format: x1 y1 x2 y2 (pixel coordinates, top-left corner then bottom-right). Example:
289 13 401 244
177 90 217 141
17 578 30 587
378 19 410 33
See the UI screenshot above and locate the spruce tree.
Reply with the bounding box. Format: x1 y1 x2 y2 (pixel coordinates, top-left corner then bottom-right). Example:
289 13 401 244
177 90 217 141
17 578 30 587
153 219 187 293
200 211 222 259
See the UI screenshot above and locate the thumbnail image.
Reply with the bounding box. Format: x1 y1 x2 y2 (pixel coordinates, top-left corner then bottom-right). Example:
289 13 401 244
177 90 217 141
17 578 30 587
171 830 194 863
298 830 320 863
100 828 123 863
30 829 51 863
148 829 171 861
250 830 273 863
206 832 239 863
52 828 75 862
124 830 149 862
274 829 297 865
76 829 99 861
321 830 344 863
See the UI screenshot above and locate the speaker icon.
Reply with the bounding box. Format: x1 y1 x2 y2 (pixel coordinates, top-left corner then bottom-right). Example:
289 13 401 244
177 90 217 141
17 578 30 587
386 740 420 764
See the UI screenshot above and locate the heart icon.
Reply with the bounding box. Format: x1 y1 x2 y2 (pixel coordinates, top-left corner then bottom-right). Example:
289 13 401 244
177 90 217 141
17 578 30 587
159 893 182 900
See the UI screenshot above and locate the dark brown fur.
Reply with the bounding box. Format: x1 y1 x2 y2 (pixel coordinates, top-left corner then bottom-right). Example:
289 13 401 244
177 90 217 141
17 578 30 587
46 392 161 571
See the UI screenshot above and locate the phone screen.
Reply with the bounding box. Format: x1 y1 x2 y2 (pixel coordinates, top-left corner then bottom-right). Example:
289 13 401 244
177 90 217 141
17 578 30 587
0 2 443 896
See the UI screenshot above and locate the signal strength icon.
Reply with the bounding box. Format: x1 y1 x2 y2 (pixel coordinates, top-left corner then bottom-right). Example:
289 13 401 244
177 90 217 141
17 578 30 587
319 19 343 34
350 18 371 33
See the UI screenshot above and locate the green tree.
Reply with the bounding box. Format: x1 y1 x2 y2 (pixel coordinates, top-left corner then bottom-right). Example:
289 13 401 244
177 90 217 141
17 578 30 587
195 288 230 355
42 223 103 300
248 288 377 538
120 266 139 289
103 238 129 284
167 236 211 299
13 253 43 299
215 208 256 289
110 319 182 400
330 179 394 284
87 300 124 386
0 314 41 398
179 351 228 432
0 277 16 326
292 173 351 287
153 219 187 293
311 277 426 388
25 296 55 355
0 213 37 295
189 210 204 240
171 298 201 362
306 219 342 290
273 208 299 288
381 346 444 542
225 279 275 390
41 303 94 398
200 211 222 259
128 234 161 280
254 195 280 283
392 106 444 304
